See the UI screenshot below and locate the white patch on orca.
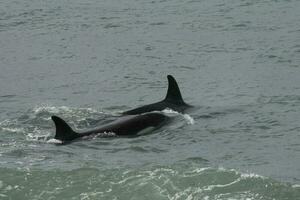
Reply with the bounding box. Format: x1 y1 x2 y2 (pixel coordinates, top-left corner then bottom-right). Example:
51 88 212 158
137 126 156 136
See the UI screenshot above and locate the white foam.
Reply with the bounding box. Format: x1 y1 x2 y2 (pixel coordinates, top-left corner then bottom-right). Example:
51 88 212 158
240 172 265 179
0 119 11 126
183 114 195 125
26 128 52 142
1 127 25 133
33 105 65 114
218 167 265 180
5 185 12 191
26 133 50 142
162 108 195 125
203 179 241 191
94 131 116 138
162 108 181 115
292 184 300 188
33 105 102 115
0 117 21 132
47 138 63 144
191 167 211 174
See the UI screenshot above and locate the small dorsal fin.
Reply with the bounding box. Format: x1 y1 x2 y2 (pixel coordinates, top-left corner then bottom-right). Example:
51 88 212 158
164 75 185 104
51 116 79 142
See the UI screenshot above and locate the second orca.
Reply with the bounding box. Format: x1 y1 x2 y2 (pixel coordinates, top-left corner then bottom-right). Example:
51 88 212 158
123 75 192 115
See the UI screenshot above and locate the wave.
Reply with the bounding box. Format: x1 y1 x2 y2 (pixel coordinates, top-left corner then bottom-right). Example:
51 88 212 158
0 162 298 200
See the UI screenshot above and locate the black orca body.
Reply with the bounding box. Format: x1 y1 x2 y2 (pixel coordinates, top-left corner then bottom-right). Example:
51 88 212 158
123 75 192 115
52 113 169 144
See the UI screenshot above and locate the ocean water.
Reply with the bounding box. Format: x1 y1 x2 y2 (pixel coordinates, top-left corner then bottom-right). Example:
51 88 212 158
1 0 300 199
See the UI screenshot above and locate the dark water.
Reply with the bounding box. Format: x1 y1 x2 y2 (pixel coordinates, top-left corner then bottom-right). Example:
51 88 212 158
1 0 300 199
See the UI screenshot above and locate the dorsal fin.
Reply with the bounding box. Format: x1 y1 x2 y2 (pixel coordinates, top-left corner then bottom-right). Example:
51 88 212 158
51 116 79 142
164 75 185 104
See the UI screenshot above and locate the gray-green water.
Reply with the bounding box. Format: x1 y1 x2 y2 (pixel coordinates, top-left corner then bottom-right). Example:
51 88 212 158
1 0 300 199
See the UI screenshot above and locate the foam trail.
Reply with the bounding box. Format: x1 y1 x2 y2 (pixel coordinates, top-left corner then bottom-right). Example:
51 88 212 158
33 105 101 115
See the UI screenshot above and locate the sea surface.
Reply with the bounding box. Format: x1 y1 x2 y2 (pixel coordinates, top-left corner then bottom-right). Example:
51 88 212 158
1 0 300 199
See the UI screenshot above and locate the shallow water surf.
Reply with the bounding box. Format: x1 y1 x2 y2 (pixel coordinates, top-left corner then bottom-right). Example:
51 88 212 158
1 161 299 200
1 105 300 199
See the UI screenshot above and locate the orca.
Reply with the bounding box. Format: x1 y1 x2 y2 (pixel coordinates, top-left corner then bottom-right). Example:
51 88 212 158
51 112 170 144
123 75 192 115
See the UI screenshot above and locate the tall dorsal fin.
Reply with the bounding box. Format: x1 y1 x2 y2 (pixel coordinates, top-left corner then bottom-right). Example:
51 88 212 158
164 75 185 104
51 116 79 142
